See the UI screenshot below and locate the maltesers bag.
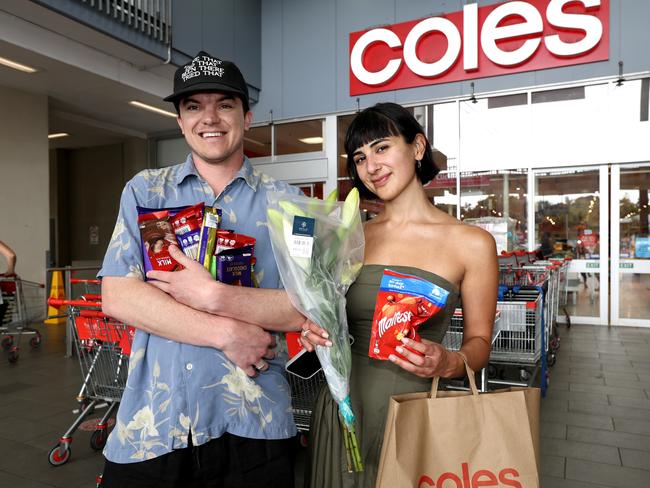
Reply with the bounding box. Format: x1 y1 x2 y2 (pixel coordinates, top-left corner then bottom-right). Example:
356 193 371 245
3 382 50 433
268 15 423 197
376 357 540 488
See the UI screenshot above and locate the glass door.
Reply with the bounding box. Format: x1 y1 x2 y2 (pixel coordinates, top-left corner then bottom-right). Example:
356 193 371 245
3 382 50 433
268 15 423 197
611 163 650 327
533 166 609 325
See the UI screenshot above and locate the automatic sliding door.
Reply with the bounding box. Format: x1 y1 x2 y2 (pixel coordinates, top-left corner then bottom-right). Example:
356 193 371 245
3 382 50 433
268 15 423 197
534 167 608 325
612 163 650 327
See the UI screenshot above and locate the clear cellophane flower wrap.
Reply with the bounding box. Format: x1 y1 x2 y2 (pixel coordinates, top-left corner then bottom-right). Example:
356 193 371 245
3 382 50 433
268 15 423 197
266 188 365 472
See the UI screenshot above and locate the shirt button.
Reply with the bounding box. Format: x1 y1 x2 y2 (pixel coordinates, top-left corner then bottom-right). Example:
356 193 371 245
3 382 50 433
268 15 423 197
185 363 193 371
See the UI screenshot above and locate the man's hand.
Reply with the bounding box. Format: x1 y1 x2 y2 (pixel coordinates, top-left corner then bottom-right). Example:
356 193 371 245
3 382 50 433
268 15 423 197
147 245 218 312
221 320 277 377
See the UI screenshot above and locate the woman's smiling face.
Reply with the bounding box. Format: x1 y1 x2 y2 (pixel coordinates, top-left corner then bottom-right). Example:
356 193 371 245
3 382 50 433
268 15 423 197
351 133 425 201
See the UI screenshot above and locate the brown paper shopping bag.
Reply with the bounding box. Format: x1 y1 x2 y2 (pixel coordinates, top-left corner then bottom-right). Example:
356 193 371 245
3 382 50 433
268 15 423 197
376 360 540 488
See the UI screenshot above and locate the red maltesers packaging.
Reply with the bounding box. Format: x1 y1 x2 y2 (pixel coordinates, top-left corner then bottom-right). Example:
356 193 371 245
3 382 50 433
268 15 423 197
369 269 450 361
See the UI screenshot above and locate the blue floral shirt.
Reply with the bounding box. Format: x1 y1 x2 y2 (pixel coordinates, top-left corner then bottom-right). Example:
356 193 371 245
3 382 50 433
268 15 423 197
99 154 300 463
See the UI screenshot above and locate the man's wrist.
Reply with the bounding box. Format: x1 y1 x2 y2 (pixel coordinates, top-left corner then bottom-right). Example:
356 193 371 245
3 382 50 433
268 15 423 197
204 280 223 315
211 315 233 350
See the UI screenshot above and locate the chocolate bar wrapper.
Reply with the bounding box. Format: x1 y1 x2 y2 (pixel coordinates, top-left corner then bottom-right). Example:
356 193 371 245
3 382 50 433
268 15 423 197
197 207 222 270
171 203 204 261
137 210 183 274
216 253 252 287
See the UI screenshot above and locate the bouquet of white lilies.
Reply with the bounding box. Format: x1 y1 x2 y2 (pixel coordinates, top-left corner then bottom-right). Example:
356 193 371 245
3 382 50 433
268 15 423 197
266 188 365 472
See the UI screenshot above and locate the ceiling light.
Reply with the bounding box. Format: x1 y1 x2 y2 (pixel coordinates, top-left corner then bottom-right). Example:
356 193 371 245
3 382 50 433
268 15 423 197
0 56 37 73
129 101 177 118
299 137 323 144
48 132 69 139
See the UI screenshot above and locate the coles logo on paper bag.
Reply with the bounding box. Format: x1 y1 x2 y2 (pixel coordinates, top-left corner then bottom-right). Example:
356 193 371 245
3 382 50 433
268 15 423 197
349 0 609 95
418 463 522 488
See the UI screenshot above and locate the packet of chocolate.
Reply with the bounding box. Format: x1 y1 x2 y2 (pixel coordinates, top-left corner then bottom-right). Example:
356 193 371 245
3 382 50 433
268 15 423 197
197 207 221 270
171 203 204 261
369 269 449 361
216 252 253 287
216 230 256 255
137 210 184 273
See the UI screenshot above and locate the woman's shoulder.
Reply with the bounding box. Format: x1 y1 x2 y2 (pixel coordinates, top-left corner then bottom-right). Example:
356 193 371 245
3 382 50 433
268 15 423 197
425 218 497 257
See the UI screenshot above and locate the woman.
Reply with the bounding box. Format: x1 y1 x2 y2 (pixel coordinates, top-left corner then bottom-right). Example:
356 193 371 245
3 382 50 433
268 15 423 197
300 103 498 487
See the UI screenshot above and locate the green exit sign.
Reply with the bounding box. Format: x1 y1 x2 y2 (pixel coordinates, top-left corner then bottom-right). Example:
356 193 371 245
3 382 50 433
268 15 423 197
586 262 600 269
620 262 634 269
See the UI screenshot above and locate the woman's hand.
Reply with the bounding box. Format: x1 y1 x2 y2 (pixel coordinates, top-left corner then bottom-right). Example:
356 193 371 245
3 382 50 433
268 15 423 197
298 319 332 352
388 338 462 378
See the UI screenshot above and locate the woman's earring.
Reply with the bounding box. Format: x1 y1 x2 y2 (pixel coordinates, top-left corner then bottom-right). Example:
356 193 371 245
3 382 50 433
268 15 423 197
416 159 422 171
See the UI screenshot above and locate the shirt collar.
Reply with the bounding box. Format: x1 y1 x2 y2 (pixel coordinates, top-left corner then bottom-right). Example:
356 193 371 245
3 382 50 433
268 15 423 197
175 154 260 192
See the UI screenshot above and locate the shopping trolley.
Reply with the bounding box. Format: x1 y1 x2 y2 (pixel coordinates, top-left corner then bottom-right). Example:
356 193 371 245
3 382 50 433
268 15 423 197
0 275 45 363
440 308 501 392
47 297 134 466
70 278 102 299
549 258 571 328
286 366 326 445
492 276 548 396
497 251 519 268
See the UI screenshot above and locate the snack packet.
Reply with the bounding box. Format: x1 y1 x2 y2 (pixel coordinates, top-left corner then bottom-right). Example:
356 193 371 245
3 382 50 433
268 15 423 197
216 252 253 286
216 229 256 255
369 269 449 360
197 207 222 270
171 203 204 260
138 210 184 273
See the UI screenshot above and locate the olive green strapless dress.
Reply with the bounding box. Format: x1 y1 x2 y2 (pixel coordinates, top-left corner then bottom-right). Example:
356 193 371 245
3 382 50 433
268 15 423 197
305 265 460 488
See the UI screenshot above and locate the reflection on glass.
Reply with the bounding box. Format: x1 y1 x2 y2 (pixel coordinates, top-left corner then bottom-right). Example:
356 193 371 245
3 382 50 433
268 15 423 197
337 114 356 177
275 119 324 155
618 165 650 321
460 170 527 252
536 168 600 318
244 125 272 158
424 170 457 218
620 167 650 259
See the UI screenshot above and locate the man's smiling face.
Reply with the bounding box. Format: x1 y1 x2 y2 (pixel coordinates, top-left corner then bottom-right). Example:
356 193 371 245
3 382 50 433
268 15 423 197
177 92 252 167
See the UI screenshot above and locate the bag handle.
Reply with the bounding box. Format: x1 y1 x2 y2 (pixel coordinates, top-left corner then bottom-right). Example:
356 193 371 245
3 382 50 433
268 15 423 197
430 351 479 398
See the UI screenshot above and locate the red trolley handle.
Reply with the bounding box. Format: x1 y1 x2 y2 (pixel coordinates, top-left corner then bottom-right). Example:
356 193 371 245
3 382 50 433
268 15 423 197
48 298 102 308
70 279 101 285
78 309 109 319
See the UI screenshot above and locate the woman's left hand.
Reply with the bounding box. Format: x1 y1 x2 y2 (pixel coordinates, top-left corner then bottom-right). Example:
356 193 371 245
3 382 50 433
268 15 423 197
388 338 458 378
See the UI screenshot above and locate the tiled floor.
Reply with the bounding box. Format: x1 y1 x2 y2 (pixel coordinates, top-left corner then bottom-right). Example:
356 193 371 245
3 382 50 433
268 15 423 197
0 322 649 487
540 324 650 487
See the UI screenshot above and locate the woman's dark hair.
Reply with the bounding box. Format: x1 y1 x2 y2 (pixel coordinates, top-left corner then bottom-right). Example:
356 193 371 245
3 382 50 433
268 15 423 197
345 102 439 199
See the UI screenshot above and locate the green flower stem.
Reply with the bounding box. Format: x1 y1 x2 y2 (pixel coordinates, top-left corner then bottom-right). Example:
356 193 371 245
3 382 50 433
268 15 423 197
343 425 353 473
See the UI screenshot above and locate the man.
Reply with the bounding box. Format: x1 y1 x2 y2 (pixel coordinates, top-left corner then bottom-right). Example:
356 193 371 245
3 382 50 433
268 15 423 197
99 51 318 487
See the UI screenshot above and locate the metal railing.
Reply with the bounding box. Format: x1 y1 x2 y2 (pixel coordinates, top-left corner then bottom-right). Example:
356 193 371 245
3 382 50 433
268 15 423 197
79 0 171 43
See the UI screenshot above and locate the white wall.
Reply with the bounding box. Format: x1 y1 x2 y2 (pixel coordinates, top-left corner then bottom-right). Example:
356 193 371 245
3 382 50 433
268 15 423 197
0 87 49 283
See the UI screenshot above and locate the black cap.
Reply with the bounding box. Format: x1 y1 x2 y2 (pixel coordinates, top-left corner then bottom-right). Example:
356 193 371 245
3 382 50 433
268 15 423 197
164 51 249 111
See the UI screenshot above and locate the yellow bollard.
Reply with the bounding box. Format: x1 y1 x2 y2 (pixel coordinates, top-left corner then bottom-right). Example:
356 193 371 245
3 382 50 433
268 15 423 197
44 271 66 325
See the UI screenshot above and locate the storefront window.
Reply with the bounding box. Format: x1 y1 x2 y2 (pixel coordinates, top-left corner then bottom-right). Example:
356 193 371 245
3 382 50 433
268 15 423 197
337 114 356 177
620 167 650 259
535 168 600 259
243 125 272 158
617 165 650 321
275 119 324 155
460 170 528 252
432 102 457 172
